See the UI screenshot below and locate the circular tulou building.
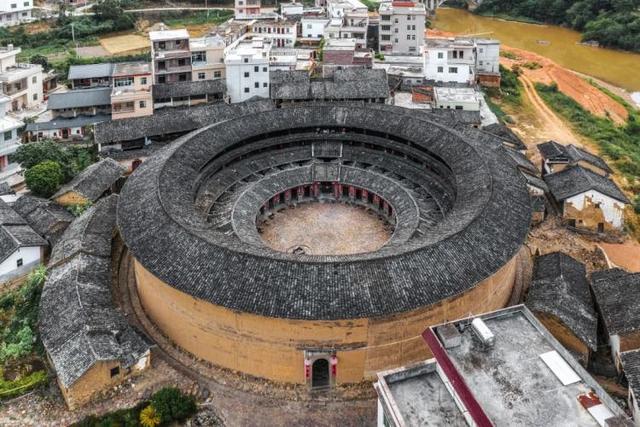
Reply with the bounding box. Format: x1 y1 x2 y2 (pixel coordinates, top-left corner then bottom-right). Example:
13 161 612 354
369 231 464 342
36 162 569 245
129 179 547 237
118 103 532 389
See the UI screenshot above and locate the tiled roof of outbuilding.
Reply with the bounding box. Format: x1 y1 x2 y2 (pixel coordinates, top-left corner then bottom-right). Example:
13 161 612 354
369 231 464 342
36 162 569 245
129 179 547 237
545 165 629 203
621 350 640 404
39 196 151 388
538 140 612 173
481 123 526 150
526 252 597 350
118 102 532 320
0 199 47 263
12 196 74 245
153 79 225 99
52 158 125 202
591 268 640 337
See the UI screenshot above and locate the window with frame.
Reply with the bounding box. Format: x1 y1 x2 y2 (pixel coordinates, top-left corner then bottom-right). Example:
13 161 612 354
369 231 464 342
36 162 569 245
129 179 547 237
437 66 443 73
263 67 267 72
4 130 12 141
214 71 221 78
16 259 22 267
158 41 166 49
32 93 37 101
178 58 186 66
254 82 259 88
406 35 410 40
10 4 16 8
244 87 250 93
437 52 443 59
198 72 206 80
381 15 390 20
254 66 259 72
449 67 458 73
243 58 249 63
381 35 390 41
178 74 187 82
32 76 37 84
244 72 250 77
139 101 146 108
192 51 206 63
381 25 390 31
24 1 29 5
114 77 133 87
141 77 147 85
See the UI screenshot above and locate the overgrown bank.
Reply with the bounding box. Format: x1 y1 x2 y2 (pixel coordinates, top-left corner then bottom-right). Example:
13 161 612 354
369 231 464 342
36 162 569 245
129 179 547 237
472 0 640 52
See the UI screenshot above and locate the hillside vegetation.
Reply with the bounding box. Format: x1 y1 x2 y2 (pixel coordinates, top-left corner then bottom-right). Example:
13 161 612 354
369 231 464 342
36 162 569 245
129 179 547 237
474 0 640 52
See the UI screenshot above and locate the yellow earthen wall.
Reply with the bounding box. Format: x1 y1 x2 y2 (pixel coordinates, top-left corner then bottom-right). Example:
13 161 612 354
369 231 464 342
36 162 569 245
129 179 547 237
533 312 590 366
135 253 519 384
62 361 121 410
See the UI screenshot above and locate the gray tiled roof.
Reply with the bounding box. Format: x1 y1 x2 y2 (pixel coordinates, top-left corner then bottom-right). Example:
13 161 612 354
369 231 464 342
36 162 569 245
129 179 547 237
0 199 47 263
47 87 112 110
153 79 225 99
545 165 629 203
270 69 389 101
591 268 640 337
538 140 612 173
526 252 597 350
621 350 640 404
68 63 115 80
481 123 526 151
25 115 109 132
52 158 125 202
39 196 151 388
0 182 13 195
118 102 531 320
12 196 74 245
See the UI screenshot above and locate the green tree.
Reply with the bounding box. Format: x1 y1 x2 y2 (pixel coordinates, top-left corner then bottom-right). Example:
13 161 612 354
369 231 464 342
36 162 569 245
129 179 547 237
29 54 50 72
24 161 64 197
13 141 70 172
150 387 197 424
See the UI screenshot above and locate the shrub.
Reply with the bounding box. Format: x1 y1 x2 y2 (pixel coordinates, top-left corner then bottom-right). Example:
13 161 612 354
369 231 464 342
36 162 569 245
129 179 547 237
151 387 197 424
140 405 161 427
634 196 640 214
24 161 64 198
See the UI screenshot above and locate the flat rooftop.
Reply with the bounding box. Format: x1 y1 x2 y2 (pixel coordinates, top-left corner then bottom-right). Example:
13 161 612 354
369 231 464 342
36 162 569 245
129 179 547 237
425 37 475 49
112 62 151 77
434 87 480 103
149 29 190 41
433 307 625 426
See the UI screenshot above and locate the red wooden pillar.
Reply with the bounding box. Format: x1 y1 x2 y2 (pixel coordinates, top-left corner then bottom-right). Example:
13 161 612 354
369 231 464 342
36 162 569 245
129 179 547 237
313 182 320 198
298 185 305 201
334 182 341 199
348 185 356 200
373 194 380 208
361 189 368 202
284 189 291 203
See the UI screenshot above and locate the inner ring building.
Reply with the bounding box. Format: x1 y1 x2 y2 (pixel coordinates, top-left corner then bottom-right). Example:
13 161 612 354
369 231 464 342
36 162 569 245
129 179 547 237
117 103 532 388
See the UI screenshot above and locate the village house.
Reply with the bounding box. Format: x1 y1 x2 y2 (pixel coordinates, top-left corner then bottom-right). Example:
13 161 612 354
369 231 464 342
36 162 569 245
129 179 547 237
378 1 426 56
51 158 126 207
0 199 47 283
153 79 226 109
327 0 369 50
110 62 153 120
475 38 501 87
375 305 629 426
480 122 527 152
545 165 629 232
68 63 114 89
322 38 372 76
432 86 481 111
235 0 261 19
0 44 42 112
525 252 598 366
47 87 112 120
0 0 33 27
280 1 304 17
538 140 613 177
621 350 640 426
12 195 74 245
149 29 192 85
225 38 272 103
39 196 151 409
300 17 330 42
591 268 640 372
505 148 548 196
423 38 475 85
191 34 226 81
251 19 298 48
0 95 23 185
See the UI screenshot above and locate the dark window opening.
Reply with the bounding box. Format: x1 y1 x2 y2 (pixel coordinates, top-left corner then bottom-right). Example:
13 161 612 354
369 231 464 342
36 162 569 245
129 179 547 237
16 258 23 267
312 358 329 388
110 366 120 378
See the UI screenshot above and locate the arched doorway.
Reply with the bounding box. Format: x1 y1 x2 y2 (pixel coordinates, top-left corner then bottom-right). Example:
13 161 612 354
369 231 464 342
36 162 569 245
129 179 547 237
312 358 330 388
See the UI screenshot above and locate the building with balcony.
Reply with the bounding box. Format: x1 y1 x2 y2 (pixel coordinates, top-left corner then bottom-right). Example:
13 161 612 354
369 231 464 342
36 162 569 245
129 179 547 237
378 1 426 56
251 20 298 48
0 0 33 27
225 38 271 103
110 62 153 120
191 35 226 81
423 37 475 84
0 45 42 112
235 0 261 19
327 0 369 50
149 29 192 84
0 95 23 185
68 63 115 89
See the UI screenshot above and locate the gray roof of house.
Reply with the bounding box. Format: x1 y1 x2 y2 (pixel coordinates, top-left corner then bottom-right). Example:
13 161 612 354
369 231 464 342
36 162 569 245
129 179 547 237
12 195 74 245
52 158 126 202
538 141 612 173
621 350 640 403
526 252 597 350
591 268 640 337
68 63 115 80
481 123 526 151
0 199 47 263
545 165 629 203
118 102 531 320
522 170 549 192
94 100 274 145
506 148 538 175
25 115 109 132
270 69 389 101
47 87 112 110
39 195 151 388
153 79 226 100
0 182 13 195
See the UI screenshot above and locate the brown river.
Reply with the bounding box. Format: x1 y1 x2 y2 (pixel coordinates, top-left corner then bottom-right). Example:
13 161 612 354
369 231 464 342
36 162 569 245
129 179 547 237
432 8 640 93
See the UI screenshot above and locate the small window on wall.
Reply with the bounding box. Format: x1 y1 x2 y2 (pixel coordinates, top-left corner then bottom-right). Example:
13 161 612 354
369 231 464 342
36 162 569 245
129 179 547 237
32 76 37 84
139 101 146 108
16 258 23 267
110 366 120 378
198 72 206 80
214 71 221 78
141 77 147 85
4 130 12 141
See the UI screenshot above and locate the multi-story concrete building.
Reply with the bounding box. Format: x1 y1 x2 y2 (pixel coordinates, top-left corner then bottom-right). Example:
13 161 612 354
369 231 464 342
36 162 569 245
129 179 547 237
225 38 271 103
378 1 426 56
475 38 501 86
235 0 261 19
251 20 297 48
0 95 23 184
423 37 475 84
0 0 33 27
191 35 226 81
0 45 42 111
280 1 303 17
328 0 369 50
301 17 330 41
110 62 153 120
149 29 192 84
68 63 114 89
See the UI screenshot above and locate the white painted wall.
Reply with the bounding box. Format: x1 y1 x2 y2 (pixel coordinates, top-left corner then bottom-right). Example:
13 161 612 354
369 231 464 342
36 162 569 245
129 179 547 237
564 190 625 229
0 0 33 26
0 246 41 278
301 18 329 39
225 53 270 103
476 40 500 74
424 49 474 84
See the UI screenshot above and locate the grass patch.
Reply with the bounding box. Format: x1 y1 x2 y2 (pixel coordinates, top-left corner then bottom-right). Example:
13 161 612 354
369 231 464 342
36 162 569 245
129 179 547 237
163 10 233 27
484 64 523 123
0 267 50 400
